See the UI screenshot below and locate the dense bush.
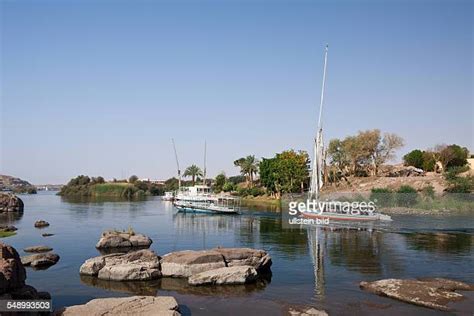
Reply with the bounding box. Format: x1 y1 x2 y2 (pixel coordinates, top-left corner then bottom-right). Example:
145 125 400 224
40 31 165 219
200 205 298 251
403 150 424 169
422 152 436 171
421 185 435 199
163 178 179 192
439 144 469 169
396 185 418 207
222 182 235 192
403 149 436 171
228 175 246 184
370 187 393 207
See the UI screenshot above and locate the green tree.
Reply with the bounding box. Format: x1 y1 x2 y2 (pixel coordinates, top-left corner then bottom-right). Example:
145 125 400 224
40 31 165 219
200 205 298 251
370 131 404 176
438 144 469 170
422 151 437 172
403 149 424 169
234 155 259 186
259 157 280 197
183 165 203 185
327 139 349 173
328 130 403 177
164 177 179 191
213 172 226 193
222 182 235 192
259 150 309 198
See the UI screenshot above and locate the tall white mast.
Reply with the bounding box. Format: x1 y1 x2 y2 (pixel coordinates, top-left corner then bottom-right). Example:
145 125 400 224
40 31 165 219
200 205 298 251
309 45 328 200
172 138 181 189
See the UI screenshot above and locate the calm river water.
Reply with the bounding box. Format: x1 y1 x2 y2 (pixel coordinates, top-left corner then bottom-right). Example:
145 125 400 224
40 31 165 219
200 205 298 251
1 192 473 315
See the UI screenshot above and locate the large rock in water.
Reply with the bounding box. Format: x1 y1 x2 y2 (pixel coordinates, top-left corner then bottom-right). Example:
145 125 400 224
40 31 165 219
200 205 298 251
360 278 474 311
0 193 24 212
213 247 272 273
59 296 181 316
0 242 26 293
34 220 50 228
0 242 50 299
160 247 272 278
160 250 226 277
96 230 152 249
23 245 53 253
188 265 258 286
79 250 161 281
21 253 60 268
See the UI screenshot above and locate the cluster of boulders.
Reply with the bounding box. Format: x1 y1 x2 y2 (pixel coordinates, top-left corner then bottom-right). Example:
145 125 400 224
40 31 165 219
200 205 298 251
20 245 59 269
80 250 160 281
383 165 425 177
360 278 474 311
96 230 153 249
0 193 24 213
34 220 50 228
80 247 272 286
0 242 50 300
21 253 60 269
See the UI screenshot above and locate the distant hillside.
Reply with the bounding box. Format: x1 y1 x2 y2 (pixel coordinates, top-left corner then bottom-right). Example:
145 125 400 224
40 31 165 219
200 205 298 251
0 175 37 194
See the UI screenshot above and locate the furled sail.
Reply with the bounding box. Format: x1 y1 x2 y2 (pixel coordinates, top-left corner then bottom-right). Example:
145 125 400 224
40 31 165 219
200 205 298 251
309 45 328 200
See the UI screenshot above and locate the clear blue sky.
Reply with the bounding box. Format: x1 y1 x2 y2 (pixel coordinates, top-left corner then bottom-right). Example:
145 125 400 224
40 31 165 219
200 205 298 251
1 0 472 184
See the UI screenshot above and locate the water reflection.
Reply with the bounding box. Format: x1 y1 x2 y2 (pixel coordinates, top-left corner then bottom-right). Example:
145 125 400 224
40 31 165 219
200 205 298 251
404 232 473 254
307 227 325 299
326 228 385 275
172 213 309 258
257 217 308 258
63 196 150 221
0 211 23 224
80 275 268 297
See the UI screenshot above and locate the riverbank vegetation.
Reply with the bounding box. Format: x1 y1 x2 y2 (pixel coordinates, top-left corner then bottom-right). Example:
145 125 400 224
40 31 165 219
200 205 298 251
59 129 472 210
58 175 165 198
0 230 16 238
369 184 473 212
217 130 472 211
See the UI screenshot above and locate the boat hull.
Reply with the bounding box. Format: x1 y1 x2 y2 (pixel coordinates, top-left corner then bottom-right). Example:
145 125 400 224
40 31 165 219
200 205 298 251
302 211 391 222
174 203 239 214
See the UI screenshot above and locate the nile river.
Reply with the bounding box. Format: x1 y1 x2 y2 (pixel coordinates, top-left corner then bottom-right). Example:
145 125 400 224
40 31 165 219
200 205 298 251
1 192 473 315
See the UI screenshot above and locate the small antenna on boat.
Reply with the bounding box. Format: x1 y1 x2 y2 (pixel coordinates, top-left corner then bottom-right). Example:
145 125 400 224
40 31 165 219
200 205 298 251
171 138 181 189
203 140 207 185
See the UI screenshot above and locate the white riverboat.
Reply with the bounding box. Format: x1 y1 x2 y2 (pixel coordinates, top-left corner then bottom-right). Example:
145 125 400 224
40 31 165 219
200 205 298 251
162 191 174 201
173 185 240 214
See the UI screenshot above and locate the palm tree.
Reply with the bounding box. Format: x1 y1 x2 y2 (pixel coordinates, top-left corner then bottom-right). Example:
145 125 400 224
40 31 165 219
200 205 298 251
234 155 259 186
183 164 203 185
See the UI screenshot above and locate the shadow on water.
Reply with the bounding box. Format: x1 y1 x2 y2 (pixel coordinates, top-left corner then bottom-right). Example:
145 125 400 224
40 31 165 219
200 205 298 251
97 246 151 256
0 211 24 225
326 229 387 275
404 232 473 254
80 275 270 297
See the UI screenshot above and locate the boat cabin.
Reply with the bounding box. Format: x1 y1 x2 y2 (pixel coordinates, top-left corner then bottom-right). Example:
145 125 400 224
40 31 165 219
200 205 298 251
179 185 211 196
